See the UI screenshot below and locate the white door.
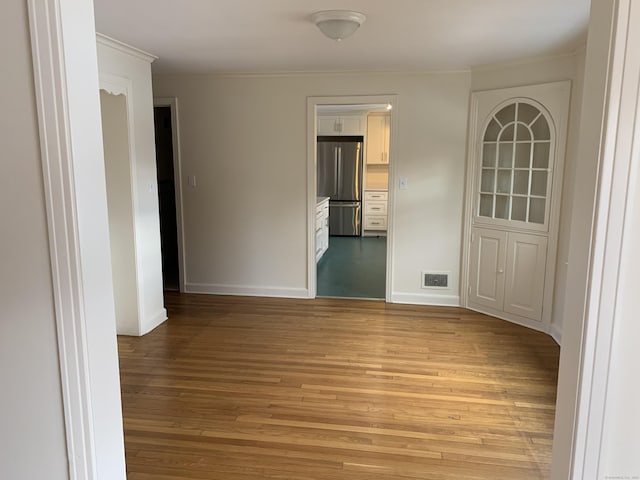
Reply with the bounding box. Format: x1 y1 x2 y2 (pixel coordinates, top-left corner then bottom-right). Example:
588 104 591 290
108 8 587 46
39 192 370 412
469 227 506 311
504 233 548 322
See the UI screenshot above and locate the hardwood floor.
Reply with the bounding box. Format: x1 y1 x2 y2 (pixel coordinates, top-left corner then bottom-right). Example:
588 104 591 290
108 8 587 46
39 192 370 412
118 293 560 479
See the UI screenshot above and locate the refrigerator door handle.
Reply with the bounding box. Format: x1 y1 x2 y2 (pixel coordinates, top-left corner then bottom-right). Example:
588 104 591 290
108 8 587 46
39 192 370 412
333 146 339 197
337 146 342 198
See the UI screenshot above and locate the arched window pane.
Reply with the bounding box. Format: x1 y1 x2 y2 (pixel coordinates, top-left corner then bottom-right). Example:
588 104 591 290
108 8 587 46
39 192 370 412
498 143 513 168
533 142 550 168
529 198 546 224
513 171 529 195
512 197 527 221
495 104 516 125
481 169 495 192
484 118 501 141
516 123 531 141
482 143 496 167
531 116 550 140
500 124 515 141
479 195 493 217
478 101 552 226
497 171 512 194
531 171 548 197
518 103 540 125
515 143 531 168
495 196 510 219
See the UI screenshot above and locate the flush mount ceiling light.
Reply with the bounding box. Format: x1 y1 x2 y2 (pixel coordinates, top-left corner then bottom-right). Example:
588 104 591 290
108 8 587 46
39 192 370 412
311 10 366 41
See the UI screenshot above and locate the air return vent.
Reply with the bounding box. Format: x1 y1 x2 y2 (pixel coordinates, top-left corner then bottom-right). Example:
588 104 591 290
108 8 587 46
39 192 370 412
421 272 449 289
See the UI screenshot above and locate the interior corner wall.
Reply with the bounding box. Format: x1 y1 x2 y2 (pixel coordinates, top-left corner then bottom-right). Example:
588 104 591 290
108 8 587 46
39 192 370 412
97 40 167 335
152 71 471 303
100 91 140 335
0 1 68 477
471 52 587 344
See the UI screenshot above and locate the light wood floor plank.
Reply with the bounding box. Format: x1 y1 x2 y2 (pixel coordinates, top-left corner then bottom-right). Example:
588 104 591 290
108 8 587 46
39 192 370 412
118 293 559 479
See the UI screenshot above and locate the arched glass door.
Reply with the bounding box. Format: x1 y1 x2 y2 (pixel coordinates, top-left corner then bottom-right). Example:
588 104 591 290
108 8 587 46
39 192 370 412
478 101 553 229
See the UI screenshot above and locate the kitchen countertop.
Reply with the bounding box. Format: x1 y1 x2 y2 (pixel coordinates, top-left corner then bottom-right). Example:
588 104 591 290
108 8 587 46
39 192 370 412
316 196 330 205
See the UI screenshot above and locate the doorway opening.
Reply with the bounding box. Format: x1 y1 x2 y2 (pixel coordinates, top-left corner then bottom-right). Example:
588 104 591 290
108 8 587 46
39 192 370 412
307 96 397 300
153 98 185 293
153 106 180 291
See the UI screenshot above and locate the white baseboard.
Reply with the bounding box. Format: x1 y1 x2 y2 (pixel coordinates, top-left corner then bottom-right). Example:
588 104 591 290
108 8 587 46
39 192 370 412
140 308 168 336
466 303 549 335
186 283 310 299
549 323 563 345
390 292 461 307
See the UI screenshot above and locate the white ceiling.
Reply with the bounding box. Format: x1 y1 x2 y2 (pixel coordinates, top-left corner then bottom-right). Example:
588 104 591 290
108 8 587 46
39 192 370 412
93 0 591 74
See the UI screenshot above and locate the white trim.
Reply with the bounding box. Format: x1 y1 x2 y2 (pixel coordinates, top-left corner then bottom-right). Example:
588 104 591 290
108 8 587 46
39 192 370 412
572 1 640 477
27 0 97 477
306 94 398 301
471 49 586 75
390 292 461 307
98 74 147 335
185 283 309 299
96 32 157 63
153 97 187 293
549 323 563 345
141 308 169 335
466 303 547 335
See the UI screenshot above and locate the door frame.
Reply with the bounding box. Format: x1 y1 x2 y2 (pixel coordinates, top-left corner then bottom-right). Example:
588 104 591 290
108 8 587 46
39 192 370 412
460 81 571 335
153 97 187 292
306 95 398 300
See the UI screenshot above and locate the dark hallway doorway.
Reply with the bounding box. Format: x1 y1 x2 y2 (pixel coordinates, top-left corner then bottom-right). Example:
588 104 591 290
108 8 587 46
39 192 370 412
154 106 180 291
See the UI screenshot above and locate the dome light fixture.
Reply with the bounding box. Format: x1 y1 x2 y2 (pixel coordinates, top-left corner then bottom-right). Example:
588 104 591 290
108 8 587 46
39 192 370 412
311 10 366 41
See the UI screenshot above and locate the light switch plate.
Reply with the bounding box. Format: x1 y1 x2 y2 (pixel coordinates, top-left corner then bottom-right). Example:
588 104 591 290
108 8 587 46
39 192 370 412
399 177 408 190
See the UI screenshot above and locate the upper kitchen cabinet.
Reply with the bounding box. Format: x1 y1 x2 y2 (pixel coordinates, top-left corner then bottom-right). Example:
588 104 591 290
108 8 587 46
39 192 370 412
317 114 365 136
366 113 390 164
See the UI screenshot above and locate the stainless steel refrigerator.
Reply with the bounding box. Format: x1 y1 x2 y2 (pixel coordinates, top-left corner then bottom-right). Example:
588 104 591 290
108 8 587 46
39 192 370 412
317 136 363 236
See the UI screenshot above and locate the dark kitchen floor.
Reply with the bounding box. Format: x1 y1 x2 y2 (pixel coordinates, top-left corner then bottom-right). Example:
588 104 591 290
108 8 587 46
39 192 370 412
317 235 386 299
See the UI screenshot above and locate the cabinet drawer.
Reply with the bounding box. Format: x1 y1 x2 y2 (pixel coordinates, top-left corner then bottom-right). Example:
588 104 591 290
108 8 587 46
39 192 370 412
365 201 387 216
364 191 388 201
364 216 387 230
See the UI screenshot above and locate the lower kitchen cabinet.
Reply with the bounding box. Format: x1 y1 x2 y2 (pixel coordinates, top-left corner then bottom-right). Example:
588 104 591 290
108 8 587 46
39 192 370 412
316 197 329 262
468 227 548 323
363 190 388 235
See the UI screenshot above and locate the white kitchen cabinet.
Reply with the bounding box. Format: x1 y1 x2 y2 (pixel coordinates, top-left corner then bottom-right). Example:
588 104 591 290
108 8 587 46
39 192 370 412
468 227 547 322
363 190 388 235
366 113 390 165
317 115 364 136
315 197 330 262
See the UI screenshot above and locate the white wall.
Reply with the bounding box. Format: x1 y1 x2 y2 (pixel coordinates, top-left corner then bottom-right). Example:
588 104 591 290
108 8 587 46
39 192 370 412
153 72 471 304
471 52 586 343
101 91 140 335
0 2 68 478
552 1 640 477
97 37 167 335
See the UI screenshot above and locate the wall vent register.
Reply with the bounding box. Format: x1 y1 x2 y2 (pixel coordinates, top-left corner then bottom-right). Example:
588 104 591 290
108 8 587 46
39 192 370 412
422 272 448 289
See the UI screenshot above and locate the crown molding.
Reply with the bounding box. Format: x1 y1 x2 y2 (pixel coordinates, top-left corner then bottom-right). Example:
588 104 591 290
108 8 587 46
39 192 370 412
96 32 157 63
